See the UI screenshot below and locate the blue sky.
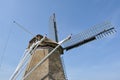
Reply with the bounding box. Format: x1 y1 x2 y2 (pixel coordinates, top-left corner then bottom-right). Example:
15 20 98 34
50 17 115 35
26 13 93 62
0 0 120 80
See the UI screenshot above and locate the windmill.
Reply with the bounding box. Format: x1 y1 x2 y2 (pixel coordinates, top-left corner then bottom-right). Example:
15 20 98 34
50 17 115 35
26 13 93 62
9 13 116 80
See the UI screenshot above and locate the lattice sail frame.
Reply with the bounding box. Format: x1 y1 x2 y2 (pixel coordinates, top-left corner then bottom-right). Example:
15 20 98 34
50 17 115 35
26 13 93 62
49 13 59 42
63 22 116 50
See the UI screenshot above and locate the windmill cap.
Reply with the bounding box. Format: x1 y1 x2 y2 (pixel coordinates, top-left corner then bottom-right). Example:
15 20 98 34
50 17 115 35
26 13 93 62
28 34 63 54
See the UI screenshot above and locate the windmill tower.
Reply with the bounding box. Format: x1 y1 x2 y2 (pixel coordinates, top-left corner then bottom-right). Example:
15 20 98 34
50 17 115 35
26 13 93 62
9 13 116 80
23 34 66 80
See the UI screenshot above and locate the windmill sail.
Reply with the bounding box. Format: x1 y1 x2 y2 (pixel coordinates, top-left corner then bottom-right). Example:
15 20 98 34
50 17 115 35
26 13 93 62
63 22 116 51
48 13 59 42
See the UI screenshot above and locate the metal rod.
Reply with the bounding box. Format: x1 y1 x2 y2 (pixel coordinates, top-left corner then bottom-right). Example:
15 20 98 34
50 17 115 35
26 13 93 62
13 21 35 36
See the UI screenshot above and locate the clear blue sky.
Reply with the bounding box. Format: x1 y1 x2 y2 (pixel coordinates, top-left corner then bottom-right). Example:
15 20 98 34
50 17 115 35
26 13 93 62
0 0 120 80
